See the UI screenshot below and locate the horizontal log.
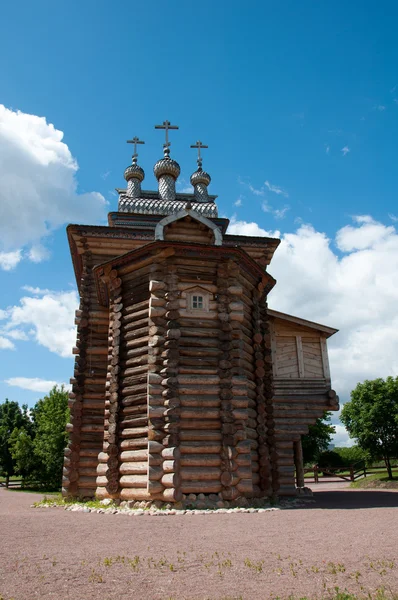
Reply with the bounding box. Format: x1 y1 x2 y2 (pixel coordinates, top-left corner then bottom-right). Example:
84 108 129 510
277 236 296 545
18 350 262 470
181 467 221 481
119 474 147 488
179 419 221 430
119 489 161 501
236 479 254 494
77 476 97 487
120 438 148 450
180 454 221 467
147 480 164 494
162 488 183 503
119 416 147 429
181 481 222 494
161 446 180 459
179 431 222 442
161 472 181 488
119 461 148 475
179 386 221 396
180 442 221 454
180 408 220 420
119 426 148 439
119 449 148 462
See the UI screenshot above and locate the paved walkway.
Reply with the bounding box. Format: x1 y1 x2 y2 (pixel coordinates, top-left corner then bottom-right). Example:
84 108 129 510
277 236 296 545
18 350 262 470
0 486 397 600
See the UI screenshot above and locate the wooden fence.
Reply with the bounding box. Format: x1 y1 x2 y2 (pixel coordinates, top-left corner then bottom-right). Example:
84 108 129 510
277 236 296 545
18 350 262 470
0 479 22 488
304 460 367 483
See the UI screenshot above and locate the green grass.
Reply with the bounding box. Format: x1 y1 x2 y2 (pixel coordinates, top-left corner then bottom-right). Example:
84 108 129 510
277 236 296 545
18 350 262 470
32 493 120 509
351 469 398 489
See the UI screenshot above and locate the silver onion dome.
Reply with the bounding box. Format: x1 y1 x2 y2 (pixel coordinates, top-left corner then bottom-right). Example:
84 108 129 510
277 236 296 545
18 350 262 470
190 168 211 187
153 147 181 201
123 156 145 200
153 156 181 180
124 162 145 183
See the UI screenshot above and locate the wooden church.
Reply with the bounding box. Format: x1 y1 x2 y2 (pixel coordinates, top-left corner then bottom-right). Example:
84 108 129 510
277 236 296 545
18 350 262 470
63 122 338 503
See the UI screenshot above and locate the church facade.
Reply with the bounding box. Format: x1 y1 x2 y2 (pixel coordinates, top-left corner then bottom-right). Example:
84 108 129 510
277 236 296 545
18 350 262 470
63 123 338 503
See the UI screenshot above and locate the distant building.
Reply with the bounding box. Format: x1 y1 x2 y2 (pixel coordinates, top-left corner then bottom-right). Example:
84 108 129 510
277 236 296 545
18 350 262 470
63 123 338 503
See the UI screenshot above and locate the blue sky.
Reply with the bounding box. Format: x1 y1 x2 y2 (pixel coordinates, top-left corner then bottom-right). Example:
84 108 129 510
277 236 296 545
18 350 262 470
1 1 398 445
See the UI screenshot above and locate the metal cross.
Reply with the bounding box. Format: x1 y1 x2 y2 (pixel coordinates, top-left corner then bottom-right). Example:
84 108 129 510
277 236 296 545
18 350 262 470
155 120 179 149
127 136 145 159
190 140 208 164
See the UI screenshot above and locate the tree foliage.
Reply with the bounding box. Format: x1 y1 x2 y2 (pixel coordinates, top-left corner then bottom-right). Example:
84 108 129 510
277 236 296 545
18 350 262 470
30 385 69 487
1 386 69 489
0 400 31 484
341 377 398 479
334 445 370 467
301 412 336 465
317 450 343 472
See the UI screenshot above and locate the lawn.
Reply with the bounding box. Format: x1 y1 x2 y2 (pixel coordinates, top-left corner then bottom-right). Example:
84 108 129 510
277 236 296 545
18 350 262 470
350 469 398 489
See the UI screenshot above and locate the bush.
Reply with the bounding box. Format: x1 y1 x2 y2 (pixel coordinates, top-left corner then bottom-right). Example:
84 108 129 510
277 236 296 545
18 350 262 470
317 450 343 474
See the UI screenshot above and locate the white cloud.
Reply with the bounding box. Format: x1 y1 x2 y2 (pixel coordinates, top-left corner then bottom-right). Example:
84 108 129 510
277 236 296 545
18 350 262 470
0 250 22 271
388 213 398 222
262 201 290 220
325 145 330 154
27 244 51 263
101 170 111 180
332 424 353 447
0 105 107 257
234 215 398 442
21 286 53 295
227 217 280 238
1 329 28 341
265 180 289 198
1 288 78 357
375 105 386 111
267 217 398 406
249 184 265 197
341 146 350 156
273 207 290 220
4 377 71 393
0 336 15 350
229 214 398 447
336 216 395 251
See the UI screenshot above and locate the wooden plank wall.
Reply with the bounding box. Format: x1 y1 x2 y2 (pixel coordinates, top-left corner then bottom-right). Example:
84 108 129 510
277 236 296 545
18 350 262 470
271 319 330 382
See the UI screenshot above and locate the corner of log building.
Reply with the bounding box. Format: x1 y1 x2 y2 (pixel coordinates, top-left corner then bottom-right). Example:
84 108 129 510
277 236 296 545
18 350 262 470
63 141 339 502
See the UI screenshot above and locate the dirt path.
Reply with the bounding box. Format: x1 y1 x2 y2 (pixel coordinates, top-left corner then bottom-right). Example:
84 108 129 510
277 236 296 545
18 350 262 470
0 487 397 600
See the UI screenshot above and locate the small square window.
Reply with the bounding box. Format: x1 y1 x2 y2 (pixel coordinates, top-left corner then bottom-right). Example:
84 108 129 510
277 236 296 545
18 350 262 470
192 295 204 309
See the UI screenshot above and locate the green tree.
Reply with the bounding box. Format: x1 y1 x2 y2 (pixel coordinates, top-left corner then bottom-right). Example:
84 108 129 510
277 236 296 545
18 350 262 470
0 400 32 486
341 377 398 479
9 427 38 481
334 445 370 467
301 412 336 465
30 385 69 488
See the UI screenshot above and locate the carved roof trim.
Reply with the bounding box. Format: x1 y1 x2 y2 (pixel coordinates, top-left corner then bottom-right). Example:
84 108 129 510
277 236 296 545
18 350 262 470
267 308 338 337
92 241 276 307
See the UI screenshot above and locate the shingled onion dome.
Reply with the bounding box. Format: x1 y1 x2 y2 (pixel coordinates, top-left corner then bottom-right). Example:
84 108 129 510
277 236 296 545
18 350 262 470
154 146 181 201
190 167 211 203
124 156 145 199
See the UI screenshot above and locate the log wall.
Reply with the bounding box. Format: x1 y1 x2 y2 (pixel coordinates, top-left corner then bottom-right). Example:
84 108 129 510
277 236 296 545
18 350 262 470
64 248 111 498
64 223 338 502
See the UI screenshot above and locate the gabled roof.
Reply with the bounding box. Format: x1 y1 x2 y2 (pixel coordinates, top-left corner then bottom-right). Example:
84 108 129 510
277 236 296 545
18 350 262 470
267 308 338 338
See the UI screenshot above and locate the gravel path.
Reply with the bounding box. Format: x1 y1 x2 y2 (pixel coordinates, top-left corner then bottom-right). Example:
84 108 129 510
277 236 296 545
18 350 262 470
0 487 397 600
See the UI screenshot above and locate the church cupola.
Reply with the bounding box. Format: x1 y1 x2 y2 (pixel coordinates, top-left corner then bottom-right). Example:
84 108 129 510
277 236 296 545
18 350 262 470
190 140 211 203
154 120 181 201
124 136 145 198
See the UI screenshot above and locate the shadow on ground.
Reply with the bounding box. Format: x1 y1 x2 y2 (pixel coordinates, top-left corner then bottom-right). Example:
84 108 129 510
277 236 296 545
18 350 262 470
308 489 398 509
